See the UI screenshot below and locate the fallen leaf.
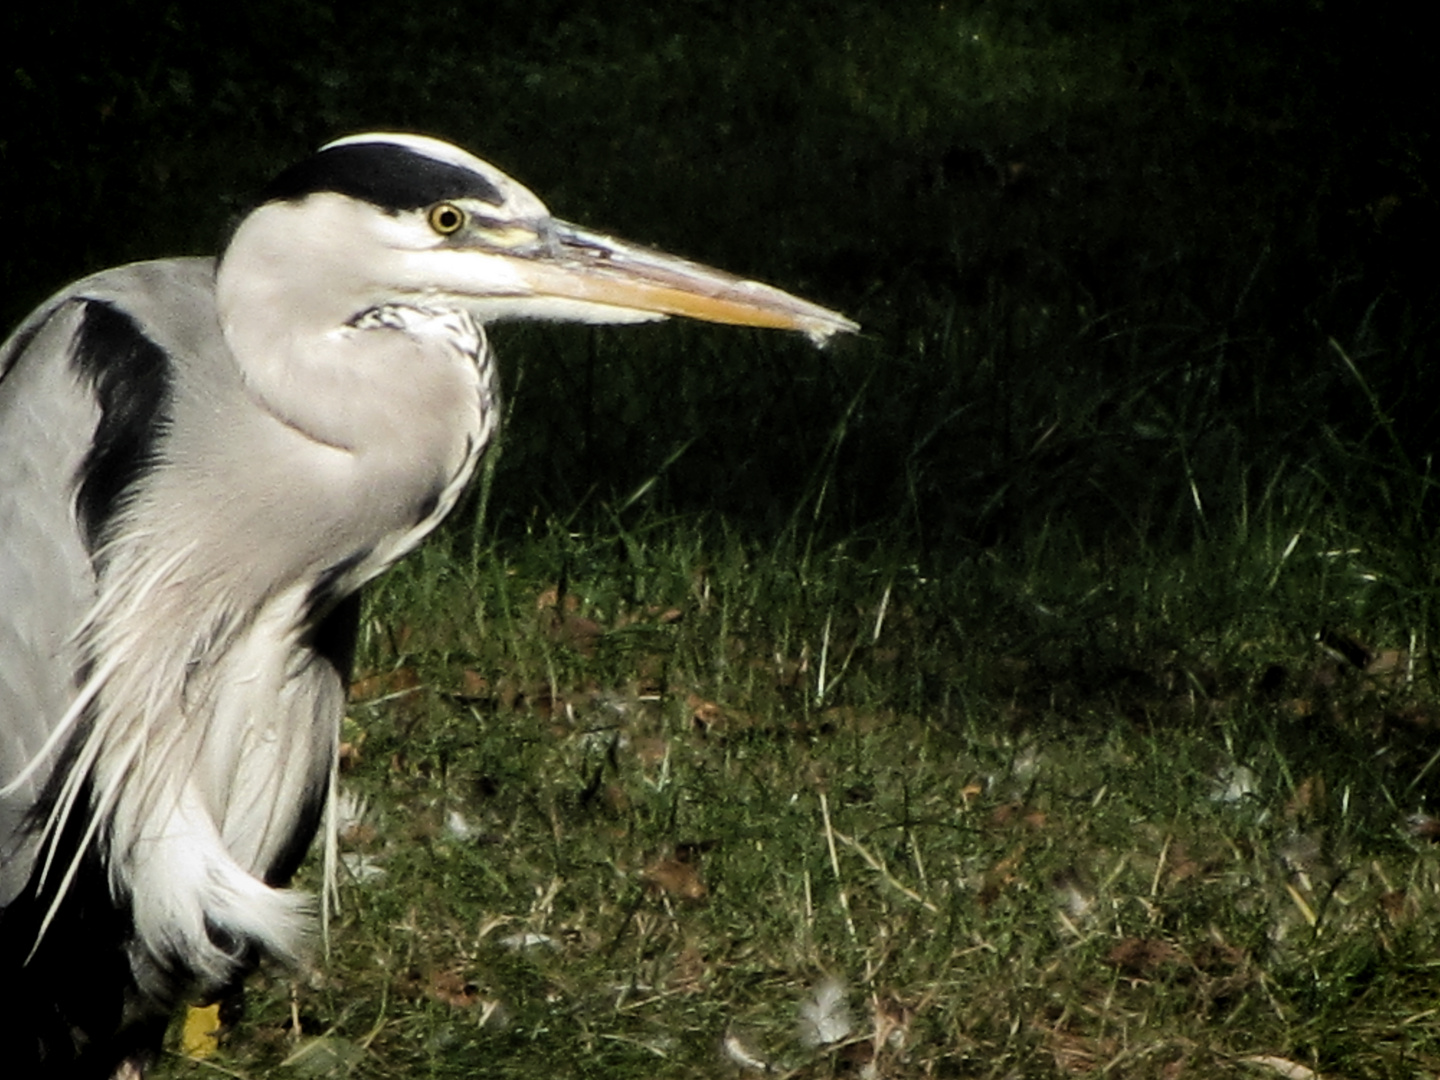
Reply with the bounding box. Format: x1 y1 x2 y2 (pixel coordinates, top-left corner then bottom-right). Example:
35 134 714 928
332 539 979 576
1106 937 1185 976
1365 648 1406 681
642 857 706 900
1286 774 1326 819
349 667 420 702
630 736 669 766
1405 813 1440 840
978 845 1027 906
535 585 580 613
688 694 726 734
1164 840 1203 884
1378 889 1412 924
428 970 484 1008
548 614 604 655
989 801 1046 829
1045 1027 1113 1074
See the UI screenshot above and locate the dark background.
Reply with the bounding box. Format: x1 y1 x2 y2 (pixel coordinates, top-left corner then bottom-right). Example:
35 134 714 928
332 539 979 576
4 0 1436 557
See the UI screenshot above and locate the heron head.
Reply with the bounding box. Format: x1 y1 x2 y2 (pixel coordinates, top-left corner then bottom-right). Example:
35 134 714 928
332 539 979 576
218 132 857 345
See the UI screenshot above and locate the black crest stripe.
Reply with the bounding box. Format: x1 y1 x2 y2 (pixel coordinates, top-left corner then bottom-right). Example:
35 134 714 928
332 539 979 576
71 300 173 553
260 143 504 211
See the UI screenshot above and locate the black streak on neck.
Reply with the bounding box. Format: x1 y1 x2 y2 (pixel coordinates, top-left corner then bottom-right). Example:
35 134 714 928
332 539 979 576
70 300 173 554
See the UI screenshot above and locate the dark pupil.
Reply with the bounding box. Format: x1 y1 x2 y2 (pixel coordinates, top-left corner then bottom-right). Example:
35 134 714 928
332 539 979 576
437 208 459 230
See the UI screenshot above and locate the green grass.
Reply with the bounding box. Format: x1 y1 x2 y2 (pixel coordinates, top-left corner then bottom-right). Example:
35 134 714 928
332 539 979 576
151 463 1440 1077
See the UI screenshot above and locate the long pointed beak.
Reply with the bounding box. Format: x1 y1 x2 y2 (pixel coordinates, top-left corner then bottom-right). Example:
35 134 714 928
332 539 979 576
487 221 858 346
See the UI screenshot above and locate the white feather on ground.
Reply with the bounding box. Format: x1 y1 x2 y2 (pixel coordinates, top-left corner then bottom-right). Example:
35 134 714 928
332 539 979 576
798 977 853 1047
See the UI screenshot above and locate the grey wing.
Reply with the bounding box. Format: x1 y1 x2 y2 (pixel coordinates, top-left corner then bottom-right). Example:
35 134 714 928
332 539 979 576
0 258 220 903
0 293 102 902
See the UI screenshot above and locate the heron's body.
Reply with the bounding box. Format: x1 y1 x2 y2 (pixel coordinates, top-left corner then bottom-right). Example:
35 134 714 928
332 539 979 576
0 254 494 1072
0 134 853 1076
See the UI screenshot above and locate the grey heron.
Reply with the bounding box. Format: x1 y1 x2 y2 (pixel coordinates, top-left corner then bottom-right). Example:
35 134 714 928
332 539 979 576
0 132 855 1077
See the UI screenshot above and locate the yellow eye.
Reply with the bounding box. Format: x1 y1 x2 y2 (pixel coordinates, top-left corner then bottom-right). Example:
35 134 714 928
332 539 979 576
427 202 466 235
